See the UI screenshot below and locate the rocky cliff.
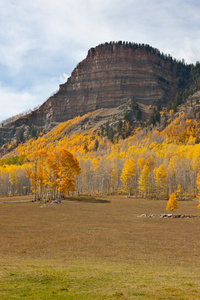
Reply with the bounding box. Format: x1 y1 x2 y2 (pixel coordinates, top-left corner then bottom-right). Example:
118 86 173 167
33 43 186 126
0 42 190 137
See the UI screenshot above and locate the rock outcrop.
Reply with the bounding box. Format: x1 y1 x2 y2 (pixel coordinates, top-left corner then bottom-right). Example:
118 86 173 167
0 42 189 136
33 43 186 126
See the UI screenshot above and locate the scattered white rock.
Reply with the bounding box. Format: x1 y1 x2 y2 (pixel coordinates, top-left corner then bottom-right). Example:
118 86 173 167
138 214 198 218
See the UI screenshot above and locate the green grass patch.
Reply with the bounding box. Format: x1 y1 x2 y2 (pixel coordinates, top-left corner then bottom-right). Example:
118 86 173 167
1 259 200 299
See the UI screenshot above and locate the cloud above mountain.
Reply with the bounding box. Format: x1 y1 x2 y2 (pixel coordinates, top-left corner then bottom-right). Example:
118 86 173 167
0 0 199 120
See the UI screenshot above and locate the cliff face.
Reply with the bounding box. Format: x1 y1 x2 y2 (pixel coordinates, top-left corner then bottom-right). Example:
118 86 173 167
1 43 189 139
29 43 184 127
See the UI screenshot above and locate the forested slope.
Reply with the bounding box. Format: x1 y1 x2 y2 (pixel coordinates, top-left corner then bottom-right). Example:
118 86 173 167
1 91 200 205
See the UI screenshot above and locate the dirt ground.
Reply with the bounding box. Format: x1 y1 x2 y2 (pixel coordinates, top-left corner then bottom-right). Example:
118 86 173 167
1 195 200 267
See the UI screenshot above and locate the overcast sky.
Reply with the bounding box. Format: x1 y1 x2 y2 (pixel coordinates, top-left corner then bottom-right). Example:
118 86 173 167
0 0 200 121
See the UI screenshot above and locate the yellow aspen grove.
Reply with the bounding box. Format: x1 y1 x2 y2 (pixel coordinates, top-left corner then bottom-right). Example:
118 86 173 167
166 192 178 211
110 165 119 194
120 158 135 197
196 168 200 209
46 151 61 200
138 164 150 198
138 158 146 170
5 107 200 199
8 166 19 196
57 148 81 199
167 156 179 196
26 151 40 201
36 149 48 200
175 184 184 200
90 158 100 193
26 148 81 201
154 164 167 199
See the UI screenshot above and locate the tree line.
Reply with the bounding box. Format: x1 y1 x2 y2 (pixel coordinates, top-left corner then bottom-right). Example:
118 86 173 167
0 109 200 211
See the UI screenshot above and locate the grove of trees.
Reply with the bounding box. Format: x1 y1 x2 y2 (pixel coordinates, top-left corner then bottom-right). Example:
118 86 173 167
0 109 200 209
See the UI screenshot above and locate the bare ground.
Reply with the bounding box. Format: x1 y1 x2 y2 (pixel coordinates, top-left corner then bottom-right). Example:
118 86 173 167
1 195 200 266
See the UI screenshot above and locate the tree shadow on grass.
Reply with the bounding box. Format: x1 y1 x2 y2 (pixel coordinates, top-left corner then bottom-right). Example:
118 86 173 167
66 196 111 204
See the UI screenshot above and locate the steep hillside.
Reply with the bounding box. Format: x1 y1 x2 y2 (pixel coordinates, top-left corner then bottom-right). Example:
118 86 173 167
7 89 200 156
35 42 185 126
0 42 190 141
1 88 200 200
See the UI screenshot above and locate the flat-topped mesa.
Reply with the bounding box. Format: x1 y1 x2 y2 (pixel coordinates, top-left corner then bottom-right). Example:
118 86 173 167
31 42 186 126
1 42 189 132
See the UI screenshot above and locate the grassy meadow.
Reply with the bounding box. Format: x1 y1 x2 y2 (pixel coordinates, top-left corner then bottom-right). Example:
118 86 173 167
1 195 200 299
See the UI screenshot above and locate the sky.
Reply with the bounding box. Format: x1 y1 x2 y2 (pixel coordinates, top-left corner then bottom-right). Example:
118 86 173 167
0 0 200 122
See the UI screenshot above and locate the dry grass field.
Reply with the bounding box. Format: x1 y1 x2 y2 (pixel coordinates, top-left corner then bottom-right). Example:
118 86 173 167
1 195 200 299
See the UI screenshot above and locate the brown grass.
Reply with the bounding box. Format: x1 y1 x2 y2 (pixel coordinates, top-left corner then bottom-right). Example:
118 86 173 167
1 195 199 264
1 195 200 299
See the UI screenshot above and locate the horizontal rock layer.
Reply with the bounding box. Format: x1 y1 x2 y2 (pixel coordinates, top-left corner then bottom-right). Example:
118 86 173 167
1 43 189 139
29 43 183 126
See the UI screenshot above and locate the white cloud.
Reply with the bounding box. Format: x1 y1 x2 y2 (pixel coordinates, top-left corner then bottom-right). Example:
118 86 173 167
0 74 68 121
0 88 37 121
0 0 200 121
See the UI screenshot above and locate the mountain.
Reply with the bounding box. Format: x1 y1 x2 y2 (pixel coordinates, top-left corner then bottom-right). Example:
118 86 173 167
1 43 200 200
29 42 189 125
0 42 191 140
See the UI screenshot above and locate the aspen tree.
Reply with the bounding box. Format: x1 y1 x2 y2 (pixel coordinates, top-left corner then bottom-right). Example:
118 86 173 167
46 148 81 200
154 164 167 199
25 147 80 201
26 151 40 201
46 151 59 200
110 165 119 194
120 158 135 197
91 158 100 193
138 164 150 198
5 107 200 199
8 166 19 196
167 156 179 196
196 168 200 209
58 148 81 199
166 192 178 211
175 184 184 200
37 149 48 200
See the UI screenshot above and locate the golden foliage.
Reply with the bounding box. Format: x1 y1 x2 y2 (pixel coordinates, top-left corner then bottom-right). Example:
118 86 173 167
2 107 200 206
138 164 150 198
196 168 200 209
120 158 135 196
25 147 81 201
166 192 178 212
